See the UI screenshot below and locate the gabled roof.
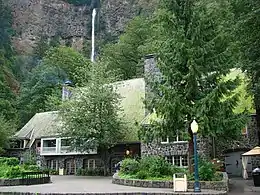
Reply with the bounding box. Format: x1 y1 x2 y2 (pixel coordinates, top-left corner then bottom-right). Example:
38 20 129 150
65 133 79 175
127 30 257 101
14 111 61 141
14 78 145 142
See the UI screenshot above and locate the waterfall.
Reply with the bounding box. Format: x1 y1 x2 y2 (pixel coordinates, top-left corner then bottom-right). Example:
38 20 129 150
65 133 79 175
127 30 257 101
91 8 97 63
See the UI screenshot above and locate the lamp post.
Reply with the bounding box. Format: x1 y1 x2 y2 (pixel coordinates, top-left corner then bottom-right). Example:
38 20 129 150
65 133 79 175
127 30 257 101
191 119 201 192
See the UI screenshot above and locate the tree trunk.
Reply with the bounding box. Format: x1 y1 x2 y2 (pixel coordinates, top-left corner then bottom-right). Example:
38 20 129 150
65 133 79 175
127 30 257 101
188 127 194 173
101 149 108 176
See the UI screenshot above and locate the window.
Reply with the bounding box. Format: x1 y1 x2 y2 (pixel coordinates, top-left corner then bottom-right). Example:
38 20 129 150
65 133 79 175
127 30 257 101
83 159 102 169
47 159 58 170
165 155 188 167
242 125 248 137
43 139 56 147
88 159 95 169
161 131 189 144
61 139 71 147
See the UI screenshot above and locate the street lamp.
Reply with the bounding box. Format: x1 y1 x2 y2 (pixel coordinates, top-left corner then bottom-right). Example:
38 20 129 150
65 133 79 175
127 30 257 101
191 119 201 192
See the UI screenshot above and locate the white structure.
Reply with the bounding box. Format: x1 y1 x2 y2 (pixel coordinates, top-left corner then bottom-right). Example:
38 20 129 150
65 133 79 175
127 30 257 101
173 174 187 192
40 138 97 156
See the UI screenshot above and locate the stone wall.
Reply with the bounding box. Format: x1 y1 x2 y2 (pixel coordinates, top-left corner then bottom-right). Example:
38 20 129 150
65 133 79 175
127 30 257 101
141 137 212 159
0 176 50 186
112 172 229 192
141 142 189 157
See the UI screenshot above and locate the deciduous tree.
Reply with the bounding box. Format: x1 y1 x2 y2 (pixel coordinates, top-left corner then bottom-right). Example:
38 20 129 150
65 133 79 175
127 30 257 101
60 62 126 175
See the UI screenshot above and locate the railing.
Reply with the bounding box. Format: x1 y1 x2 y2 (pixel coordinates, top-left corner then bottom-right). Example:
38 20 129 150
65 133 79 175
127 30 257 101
60 146 71 153
21 171 50 185
42 147 56 153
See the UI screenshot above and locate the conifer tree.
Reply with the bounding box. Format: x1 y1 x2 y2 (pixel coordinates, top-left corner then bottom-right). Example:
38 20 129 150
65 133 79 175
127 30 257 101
232 0 260 144
141 0 246 168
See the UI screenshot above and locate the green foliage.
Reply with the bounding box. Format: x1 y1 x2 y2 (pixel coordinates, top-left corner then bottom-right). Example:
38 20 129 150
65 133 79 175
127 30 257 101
232 0 260 142
0 116 15 153
0 0 18 126
42 46 91 86
119 156 221 181
120 158 140 175
17 64 64 127
22 150 37 165
120 156 184 180
101 16 152 80
198 159 217 181
0 157 41 179
136 170 149 179
60 61 126 151
0 157 19 166
22 164 40 172
141 0 246 145
187 158 221 181
76 168 103 176
4 166 22 178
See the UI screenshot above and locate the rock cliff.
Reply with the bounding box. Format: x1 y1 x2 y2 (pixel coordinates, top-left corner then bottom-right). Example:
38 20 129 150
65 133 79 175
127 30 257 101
7 0 154 54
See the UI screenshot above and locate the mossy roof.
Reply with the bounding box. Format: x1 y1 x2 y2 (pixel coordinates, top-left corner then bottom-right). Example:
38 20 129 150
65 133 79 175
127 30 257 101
15 78 145 141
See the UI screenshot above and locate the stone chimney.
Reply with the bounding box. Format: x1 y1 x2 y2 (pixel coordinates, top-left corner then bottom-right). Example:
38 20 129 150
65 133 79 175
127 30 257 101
144 54 162 116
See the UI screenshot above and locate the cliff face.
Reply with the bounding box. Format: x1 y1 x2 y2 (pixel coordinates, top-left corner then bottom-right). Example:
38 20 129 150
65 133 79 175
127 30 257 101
8 0 147 54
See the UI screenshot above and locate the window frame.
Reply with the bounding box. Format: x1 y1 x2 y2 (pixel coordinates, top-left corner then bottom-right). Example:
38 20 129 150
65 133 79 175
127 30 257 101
165 155 188 168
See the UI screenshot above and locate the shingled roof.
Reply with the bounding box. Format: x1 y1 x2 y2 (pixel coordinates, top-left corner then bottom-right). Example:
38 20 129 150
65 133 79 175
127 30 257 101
14 78 145 143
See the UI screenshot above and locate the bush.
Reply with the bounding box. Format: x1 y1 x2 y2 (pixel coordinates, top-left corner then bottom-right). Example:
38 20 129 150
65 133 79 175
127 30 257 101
0 157 19 166
188 158 218 181
120 156 185 179
136 170 149 179
26 165 40 171
5 166 22 178
120 158 140 175
76 168 103 176
199 159 217 181
139 156 175 177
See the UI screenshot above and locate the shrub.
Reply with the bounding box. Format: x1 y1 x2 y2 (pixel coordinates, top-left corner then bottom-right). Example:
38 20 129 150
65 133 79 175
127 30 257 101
147 156 173 177
0 157 19 166
76 168 103 176
136 170 149 179
27 165 40 171
120 158 140 175
188 158 217 181
5 166 22 178
139 156 175 177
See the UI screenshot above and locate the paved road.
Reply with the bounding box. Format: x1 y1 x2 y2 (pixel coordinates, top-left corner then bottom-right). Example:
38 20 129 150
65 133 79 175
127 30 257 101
228 178 260 195
0 176 223 194
0 175 259 194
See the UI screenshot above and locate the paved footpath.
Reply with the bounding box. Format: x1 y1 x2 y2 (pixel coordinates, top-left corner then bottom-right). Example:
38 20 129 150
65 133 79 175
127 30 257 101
0 175 259 195
0 176 224 194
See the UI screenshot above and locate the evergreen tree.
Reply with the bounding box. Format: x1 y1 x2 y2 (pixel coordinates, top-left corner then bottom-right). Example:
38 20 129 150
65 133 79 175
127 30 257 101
141 0 246 169
101 16 152 80
0 0 18 123
0 115 15 154
232 0 260 144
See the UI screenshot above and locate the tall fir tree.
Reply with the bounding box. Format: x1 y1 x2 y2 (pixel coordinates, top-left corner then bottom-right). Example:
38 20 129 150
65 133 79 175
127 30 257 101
141 0 246 169
232 0 260 144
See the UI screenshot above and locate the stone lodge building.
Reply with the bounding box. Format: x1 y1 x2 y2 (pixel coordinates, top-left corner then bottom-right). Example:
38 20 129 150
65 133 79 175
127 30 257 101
7 55 260 177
